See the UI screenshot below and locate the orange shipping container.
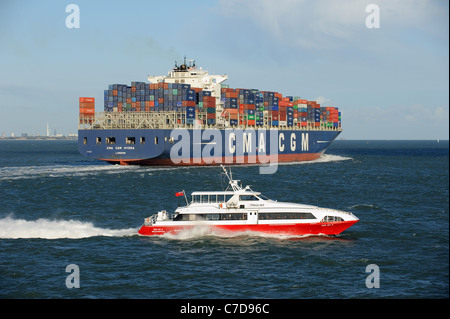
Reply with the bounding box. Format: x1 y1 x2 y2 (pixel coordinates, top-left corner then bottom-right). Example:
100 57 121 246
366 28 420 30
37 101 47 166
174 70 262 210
79 102 95 109
79 97 95 103
224 108 238 114
79 108 95 114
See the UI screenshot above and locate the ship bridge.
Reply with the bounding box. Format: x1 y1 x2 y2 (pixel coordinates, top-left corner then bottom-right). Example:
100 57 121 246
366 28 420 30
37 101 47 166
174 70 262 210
147 58 227 99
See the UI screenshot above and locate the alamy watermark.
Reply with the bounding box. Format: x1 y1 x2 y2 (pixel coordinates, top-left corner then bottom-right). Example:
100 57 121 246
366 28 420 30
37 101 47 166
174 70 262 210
169 128 314 174
65 264 80 288
365 4 380 29
365 264 380 289
65 4 80 29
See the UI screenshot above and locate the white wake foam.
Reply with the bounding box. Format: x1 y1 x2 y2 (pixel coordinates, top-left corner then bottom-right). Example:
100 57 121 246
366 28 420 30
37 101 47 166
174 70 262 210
160 225 319 241
0 164 132 181
0 216 137 239
279 154 353 166
0 164 190 181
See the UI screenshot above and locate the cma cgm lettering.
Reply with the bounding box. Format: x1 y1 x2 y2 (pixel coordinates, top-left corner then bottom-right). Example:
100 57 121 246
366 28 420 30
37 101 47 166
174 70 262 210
79 128 340 168
78 59 342 169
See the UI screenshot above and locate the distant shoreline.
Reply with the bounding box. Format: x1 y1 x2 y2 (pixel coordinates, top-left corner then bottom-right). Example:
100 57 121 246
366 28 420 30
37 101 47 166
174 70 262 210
0 136 77 141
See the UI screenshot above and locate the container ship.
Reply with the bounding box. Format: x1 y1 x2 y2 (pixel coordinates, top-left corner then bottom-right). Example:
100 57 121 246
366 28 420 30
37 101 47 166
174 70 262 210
78 59 342 166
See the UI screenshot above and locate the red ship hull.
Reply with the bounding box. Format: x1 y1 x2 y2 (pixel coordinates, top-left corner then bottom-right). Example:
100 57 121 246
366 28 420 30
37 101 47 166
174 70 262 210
138 220 358 237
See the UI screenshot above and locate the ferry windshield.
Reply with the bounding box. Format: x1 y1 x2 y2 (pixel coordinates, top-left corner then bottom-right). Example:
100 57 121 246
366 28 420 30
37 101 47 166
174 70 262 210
239 195 260 201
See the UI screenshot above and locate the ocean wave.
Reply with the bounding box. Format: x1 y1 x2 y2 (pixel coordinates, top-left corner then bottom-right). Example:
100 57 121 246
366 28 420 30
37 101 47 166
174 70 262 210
0 154 352 181
0 216 137 239
0 164 197 181
0 164 130 181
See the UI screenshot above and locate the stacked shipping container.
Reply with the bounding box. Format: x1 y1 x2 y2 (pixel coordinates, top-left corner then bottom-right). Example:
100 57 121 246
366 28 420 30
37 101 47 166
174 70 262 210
79 97 95 124
103 82 196 113
95 81 341 129
221 86 341 129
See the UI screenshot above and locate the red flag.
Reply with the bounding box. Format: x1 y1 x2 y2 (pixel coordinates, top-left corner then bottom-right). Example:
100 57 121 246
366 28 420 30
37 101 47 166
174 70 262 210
175 191 184 197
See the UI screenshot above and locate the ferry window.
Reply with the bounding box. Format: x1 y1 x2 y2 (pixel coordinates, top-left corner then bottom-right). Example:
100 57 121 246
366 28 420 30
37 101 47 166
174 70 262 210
224 195 233 202
106 137 116 145
174 214 189 221
259 212 316 220
204 214 219 221
126 137 135 145
200 195 208 203
154 137 159 145
140 137 145 144
323 216 343 222
239 195 259 201
83 137 87 145
96 137 101 144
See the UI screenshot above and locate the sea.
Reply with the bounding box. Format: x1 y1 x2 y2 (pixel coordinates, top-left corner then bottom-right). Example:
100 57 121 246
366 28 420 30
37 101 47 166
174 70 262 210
0 139 448 302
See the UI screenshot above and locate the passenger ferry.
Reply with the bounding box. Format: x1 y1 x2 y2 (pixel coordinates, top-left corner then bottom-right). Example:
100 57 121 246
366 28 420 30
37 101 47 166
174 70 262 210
138 166 358 237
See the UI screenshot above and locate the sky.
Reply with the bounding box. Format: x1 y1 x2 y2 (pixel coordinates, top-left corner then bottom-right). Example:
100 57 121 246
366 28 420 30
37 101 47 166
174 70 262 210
0 0 448 139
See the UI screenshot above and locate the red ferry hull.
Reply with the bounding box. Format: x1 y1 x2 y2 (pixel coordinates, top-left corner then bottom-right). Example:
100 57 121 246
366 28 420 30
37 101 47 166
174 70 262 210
138 220 358 237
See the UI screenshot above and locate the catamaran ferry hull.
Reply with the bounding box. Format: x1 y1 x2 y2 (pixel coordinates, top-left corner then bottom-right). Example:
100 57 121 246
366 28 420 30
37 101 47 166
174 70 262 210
138 220 358 237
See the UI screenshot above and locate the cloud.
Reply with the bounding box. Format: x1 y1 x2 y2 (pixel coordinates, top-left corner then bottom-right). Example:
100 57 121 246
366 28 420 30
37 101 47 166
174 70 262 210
218 0 448 51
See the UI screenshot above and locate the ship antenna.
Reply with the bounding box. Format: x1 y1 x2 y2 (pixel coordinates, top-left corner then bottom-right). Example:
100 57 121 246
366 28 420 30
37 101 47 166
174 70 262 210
220 165 241 192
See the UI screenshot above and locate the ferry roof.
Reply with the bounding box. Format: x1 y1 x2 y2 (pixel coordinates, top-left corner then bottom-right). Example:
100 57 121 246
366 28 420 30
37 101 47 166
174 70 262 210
190 190 261 196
